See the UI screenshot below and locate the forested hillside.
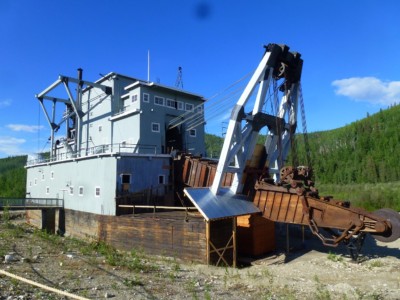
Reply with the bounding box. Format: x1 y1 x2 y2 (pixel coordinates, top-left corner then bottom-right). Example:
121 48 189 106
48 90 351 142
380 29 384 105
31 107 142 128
0 155 27 198
296 104 400 184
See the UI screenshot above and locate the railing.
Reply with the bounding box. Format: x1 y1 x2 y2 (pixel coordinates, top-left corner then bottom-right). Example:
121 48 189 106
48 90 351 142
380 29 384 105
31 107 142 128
26 143 159 166
0 198 63 209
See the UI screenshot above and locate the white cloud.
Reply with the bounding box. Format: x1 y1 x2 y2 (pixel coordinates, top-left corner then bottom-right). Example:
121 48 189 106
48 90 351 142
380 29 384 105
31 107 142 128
0 136 26 156
6 124 44 133
0 99 12 108
332 77 400 105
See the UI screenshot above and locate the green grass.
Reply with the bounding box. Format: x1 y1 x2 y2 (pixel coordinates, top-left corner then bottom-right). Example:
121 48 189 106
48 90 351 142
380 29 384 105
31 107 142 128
317 181 400 211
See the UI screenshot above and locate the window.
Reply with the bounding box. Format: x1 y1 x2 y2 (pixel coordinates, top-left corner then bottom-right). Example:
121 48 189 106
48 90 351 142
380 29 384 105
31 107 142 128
189 129 197 137
196 105 203 113
78 186 84 196
185 103 194 111
51 171 54 180
95 187 101 197
143 93 149 103
41 173 45 180
177 101 184 110
131 94 138 102
166 99 176 108
34 178 37 185
46 187 50 194
151 122 160 132
154 96 164 106
29 181 32 187
158 175 165 184
99 125 103 132
121 174 131 184
69 186 74 195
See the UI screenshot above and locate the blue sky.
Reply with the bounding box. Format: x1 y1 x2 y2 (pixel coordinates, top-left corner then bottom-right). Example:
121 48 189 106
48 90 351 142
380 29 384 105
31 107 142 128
1 0 399 158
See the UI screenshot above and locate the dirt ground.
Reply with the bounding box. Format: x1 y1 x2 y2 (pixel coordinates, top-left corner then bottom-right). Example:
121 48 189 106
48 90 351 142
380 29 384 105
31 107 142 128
1 213 399 300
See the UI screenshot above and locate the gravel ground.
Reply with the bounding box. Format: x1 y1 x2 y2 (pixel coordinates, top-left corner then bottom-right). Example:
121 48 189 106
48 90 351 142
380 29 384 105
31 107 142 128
1 213 399 300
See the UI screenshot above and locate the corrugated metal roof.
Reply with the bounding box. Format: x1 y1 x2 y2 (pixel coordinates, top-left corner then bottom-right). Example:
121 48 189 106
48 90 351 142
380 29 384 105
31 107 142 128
183 187 260 221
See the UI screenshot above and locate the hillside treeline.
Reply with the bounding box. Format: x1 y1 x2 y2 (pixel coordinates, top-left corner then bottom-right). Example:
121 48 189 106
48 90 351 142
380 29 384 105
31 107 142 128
296 105 400 184
0 155 27 198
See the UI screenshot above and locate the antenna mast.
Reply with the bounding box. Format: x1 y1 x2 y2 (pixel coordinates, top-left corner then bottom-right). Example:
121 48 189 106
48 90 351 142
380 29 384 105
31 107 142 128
175 66 183 89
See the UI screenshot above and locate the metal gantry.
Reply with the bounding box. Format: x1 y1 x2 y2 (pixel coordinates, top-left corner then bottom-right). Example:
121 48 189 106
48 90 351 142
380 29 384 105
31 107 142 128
210 44 303 196
36 69 112 159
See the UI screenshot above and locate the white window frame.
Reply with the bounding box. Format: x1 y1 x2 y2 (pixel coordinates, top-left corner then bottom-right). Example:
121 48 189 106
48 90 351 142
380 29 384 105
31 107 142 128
166 98 176 108
177 101 184 110
151 122 160 133
95 186 101 197
154 96 164 106
189 129 197 137
185 103 194 111
79 186 84 196
143 93 149 103
196 105 203 113
121 174 131 184
131 94 138 103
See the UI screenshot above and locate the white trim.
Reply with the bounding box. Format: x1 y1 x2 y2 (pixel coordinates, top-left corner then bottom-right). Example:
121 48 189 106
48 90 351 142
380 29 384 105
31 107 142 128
151 122 160 133
189 129 197 137
143 93 149 103
166 98 176 108
154 96 164 106
95 186 101 197
121 173 131 184
177 101 184 110
185 103 194 111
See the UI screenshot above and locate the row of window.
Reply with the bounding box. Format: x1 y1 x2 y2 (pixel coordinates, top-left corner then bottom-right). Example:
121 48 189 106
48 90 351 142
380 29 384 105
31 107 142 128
134 93 202 113
30 172 54 185
43 186 101 197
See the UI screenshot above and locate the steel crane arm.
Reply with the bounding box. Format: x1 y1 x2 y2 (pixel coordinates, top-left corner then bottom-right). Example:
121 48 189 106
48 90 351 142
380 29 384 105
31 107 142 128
210 44 303 195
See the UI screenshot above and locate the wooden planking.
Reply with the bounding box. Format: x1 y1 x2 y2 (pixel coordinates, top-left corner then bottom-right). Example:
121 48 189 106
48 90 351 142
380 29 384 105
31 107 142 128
255 190 307 225
237 215 275 256
59 209 208 263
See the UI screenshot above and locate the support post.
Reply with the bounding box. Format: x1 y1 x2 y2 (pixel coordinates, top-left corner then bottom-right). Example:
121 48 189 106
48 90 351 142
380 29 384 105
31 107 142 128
233 217 237 268
206 221 210 265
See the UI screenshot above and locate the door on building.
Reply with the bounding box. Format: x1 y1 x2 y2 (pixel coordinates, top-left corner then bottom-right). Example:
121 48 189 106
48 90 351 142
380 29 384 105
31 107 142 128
166 125 183 153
